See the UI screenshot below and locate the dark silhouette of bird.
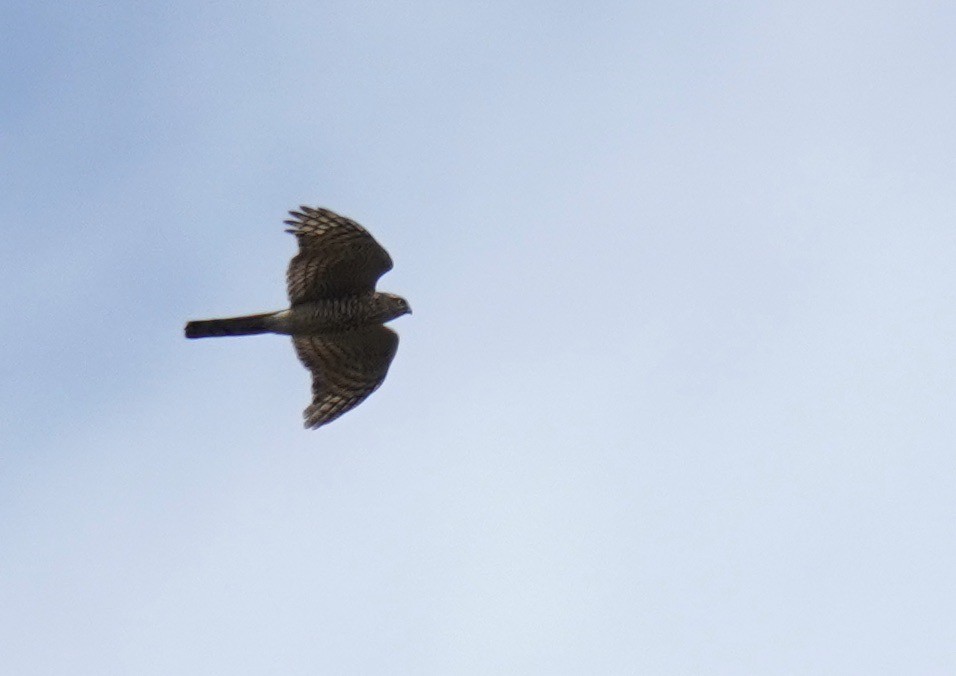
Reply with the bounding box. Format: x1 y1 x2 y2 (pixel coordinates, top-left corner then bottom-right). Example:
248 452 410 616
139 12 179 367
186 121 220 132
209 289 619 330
185 206 410 429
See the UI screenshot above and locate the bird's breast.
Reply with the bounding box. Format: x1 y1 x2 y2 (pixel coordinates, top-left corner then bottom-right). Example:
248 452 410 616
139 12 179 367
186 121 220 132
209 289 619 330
280 298 375 334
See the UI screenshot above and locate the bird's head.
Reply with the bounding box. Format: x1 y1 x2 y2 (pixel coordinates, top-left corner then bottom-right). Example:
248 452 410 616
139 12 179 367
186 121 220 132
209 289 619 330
376 292 412 322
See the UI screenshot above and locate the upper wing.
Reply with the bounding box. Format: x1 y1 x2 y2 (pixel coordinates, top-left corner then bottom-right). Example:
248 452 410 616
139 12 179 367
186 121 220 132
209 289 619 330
285 206 393 304
292 325 400 429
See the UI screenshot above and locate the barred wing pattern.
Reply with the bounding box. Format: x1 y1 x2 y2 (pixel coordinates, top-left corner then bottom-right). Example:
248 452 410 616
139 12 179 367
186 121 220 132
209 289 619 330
285 206 393 304
292 325 400 429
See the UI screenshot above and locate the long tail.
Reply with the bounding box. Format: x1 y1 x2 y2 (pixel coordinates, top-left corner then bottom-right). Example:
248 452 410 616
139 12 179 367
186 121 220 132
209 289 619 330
184 312 275 339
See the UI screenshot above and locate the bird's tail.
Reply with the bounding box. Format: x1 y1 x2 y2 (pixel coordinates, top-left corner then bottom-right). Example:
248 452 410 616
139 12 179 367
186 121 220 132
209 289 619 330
184 313 275 339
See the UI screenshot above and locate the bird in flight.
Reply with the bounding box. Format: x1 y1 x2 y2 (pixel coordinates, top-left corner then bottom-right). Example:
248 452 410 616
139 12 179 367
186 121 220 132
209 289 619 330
185 206 410 429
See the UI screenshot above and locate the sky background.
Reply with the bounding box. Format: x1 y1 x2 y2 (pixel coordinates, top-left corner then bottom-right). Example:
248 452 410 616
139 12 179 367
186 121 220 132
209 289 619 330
2 1 955 673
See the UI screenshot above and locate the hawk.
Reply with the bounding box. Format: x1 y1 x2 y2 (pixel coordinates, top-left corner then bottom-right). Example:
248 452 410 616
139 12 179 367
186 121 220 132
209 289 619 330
185 206 410 429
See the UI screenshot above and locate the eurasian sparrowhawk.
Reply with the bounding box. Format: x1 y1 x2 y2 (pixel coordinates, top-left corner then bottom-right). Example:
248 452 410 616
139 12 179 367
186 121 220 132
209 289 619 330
185 206 410 429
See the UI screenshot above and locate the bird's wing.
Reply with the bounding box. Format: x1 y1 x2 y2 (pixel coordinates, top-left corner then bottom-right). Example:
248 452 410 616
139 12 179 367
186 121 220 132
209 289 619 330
292 325 399 429
285 206 393 304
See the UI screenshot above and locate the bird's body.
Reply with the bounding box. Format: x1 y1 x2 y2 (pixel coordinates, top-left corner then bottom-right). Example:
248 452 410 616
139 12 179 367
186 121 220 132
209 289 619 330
186 293 408 337
185 206 410 429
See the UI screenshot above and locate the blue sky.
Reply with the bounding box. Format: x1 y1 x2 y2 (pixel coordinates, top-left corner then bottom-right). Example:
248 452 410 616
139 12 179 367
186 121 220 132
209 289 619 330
2 2 955 673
